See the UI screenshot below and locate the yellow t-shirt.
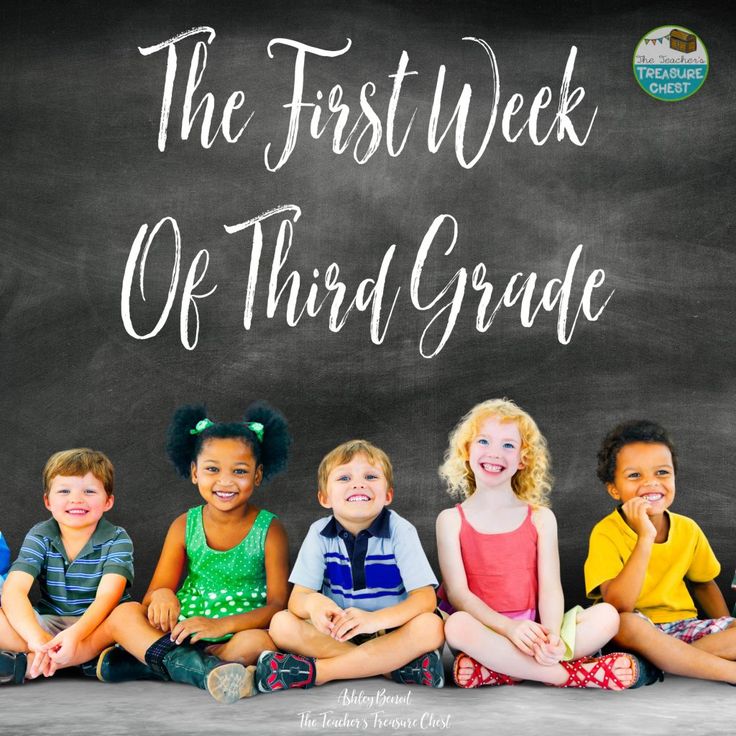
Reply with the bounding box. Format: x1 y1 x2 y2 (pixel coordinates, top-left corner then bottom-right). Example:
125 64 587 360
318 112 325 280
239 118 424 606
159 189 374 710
584 509 720 623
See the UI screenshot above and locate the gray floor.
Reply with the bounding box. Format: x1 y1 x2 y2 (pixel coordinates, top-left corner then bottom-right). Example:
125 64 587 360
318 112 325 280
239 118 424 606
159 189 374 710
2 668 730 736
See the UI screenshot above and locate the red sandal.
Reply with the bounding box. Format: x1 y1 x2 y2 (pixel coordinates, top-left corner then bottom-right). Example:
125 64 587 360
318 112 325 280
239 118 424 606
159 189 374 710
452 653 522 688
556 652 638 690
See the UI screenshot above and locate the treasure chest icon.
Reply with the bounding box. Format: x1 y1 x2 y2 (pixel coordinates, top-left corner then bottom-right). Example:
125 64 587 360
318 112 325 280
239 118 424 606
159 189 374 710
669 29 697 54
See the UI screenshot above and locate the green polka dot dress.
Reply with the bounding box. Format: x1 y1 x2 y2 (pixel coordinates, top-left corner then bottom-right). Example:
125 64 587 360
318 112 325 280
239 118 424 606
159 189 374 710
176 505 275 641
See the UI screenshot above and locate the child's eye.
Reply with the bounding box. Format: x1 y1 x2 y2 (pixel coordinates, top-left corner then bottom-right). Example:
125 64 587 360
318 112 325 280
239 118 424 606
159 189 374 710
56 489 70 495
655 469 670 476
626 472 640 479
205 466 219 473
84 489 99 495
477 438 489 446
502 442 515 449
337 474 350 482
365 474 378 480
233 469 248 475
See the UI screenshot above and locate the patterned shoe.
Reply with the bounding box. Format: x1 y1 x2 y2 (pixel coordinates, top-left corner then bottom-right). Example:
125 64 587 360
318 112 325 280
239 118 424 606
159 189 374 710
452 653 521 688
391 649 444 688
206 663 257 703
256 651 317 693
556 652 637 690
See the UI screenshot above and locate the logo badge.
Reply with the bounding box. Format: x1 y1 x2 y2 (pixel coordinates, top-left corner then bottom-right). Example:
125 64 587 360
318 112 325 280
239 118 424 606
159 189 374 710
633 25 708 101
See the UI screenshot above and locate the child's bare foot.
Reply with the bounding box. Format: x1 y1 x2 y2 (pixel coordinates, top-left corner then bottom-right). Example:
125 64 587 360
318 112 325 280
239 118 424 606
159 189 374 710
452 653 521 688
554 652 635 690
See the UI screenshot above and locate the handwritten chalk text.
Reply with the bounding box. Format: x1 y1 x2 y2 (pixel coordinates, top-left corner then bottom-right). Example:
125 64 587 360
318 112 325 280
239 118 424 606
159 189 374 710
120 208 613 356
138 28 597 167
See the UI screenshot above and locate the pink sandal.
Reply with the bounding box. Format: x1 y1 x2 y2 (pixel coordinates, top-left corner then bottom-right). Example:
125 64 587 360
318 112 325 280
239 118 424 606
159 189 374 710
556 652 638 690
452 653 521 688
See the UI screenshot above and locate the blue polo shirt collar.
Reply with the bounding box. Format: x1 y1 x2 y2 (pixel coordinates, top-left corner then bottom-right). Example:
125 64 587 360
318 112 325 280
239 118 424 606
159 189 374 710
320 506 391 539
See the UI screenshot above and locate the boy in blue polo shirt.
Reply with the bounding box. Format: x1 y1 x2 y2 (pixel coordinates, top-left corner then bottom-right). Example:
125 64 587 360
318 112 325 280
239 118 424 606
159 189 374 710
257 439 444 691
0 449 133 685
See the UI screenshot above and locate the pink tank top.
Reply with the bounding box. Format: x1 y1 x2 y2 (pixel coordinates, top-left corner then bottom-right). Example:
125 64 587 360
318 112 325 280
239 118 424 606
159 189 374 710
447 503 538 619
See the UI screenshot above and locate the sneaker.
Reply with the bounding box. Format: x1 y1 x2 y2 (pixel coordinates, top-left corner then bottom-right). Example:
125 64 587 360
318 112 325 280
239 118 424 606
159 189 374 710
0 650 26 685
630 654 664 689
391 649 444 687
97 645 167 683
255 651 316 692
206 663 257 703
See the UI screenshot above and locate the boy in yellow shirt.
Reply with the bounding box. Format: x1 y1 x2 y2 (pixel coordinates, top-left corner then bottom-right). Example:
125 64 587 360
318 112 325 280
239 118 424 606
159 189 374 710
585 420 736 684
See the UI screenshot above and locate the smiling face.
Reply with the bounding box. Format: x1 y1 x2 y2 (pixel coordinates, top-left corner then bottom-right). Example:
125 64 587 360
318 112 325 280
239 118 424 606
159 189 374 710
191 437 263 512
468 416 524 492
318 453 393 534
607 442 676 514
44 472 114 532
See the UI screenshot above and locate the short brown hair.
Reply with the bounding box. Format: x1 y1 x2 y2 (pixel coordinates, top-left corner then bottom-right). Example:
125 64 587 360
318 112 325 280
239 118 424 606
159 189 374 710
43 448 115 497
317 440 394 492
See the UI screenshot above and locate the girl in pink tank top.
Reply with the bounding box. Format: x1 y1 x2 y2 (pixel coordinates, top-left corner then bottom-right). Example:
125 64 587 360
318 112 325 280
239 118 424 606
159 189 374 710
436 399 639 690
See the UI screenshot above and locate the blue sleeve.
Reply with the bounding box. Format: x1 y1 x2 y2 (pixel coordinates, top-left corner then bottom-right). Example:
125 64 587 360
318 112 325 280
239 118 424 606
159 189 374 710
289 521 328 591
390 514 438 592
0 533 10 576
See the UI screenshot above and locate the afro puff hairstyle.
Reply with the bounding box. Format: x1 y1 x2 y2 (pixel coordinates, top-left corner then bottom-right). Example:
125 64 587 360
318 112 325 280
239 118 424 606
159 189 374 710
596 419 678 484
166 401 291 482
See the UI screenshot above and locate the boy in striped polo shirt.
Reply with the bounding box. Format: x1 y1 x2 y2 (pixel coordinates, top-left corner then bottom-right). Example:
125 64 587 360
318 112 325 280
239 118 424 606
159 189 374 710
0 449 133 685
257 439 445 691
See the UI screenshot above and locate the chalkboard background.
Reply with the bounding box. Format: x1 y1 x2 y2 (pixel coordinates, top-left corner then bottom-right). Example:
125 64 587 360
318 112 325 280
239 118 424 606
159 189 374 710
3 1 735 612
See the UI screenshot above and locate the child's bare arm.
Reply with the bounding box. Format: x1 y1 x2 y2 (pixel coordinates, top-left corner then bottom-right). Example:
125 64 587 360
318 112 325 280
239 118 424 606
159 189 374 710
1 570 52 650
143 514 187 632
690 579 730 618
330 586 436 642
289 584 344 635
436 508 543 652
600 499 656 611
170 519 291 643
534 507 564 636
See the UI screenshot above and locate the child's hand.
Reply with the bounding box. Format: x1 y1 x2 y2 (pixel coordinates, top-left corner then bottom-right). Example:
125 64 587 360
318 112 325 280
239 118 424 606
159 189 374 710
169 616 226 645
329 608 380 642
307 596 343 636
29 650 57 679
147 589 181 632
621 497 657 540
25 632 54 679
532 633 566 666
505 619 549 656
42 627 82 668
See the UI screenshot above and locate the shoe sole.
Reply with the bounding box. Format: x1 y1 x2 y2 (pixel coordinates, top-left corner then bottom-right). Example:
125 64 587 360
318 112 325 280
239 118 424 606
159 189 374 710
95 646 117 683
207 663 256 704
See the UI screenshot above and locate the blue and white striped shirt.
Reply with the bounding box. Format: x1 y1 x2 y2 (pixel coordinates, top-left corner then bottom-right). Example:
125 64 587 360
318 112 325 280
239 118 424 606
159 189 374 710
290 508 437 611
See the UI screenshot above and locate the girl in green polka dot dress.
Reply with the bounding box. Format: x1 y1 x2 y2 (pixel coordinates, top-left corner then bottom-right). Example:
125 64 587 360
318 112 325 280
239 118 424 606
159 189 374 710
96 402 291 702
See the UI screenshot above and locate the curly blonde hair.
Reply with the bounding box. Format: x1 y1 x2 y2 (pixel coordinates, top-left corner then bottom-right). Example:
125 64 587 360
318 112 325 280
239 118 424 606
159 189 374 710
439 398 551 506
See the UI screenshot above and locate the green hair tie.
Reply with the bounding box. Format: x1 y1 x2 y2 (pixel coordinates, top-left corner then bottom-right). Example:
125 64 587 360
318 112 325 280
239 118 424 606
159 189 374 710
246 421 264 442
190 418 215 435
189 417 263 442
